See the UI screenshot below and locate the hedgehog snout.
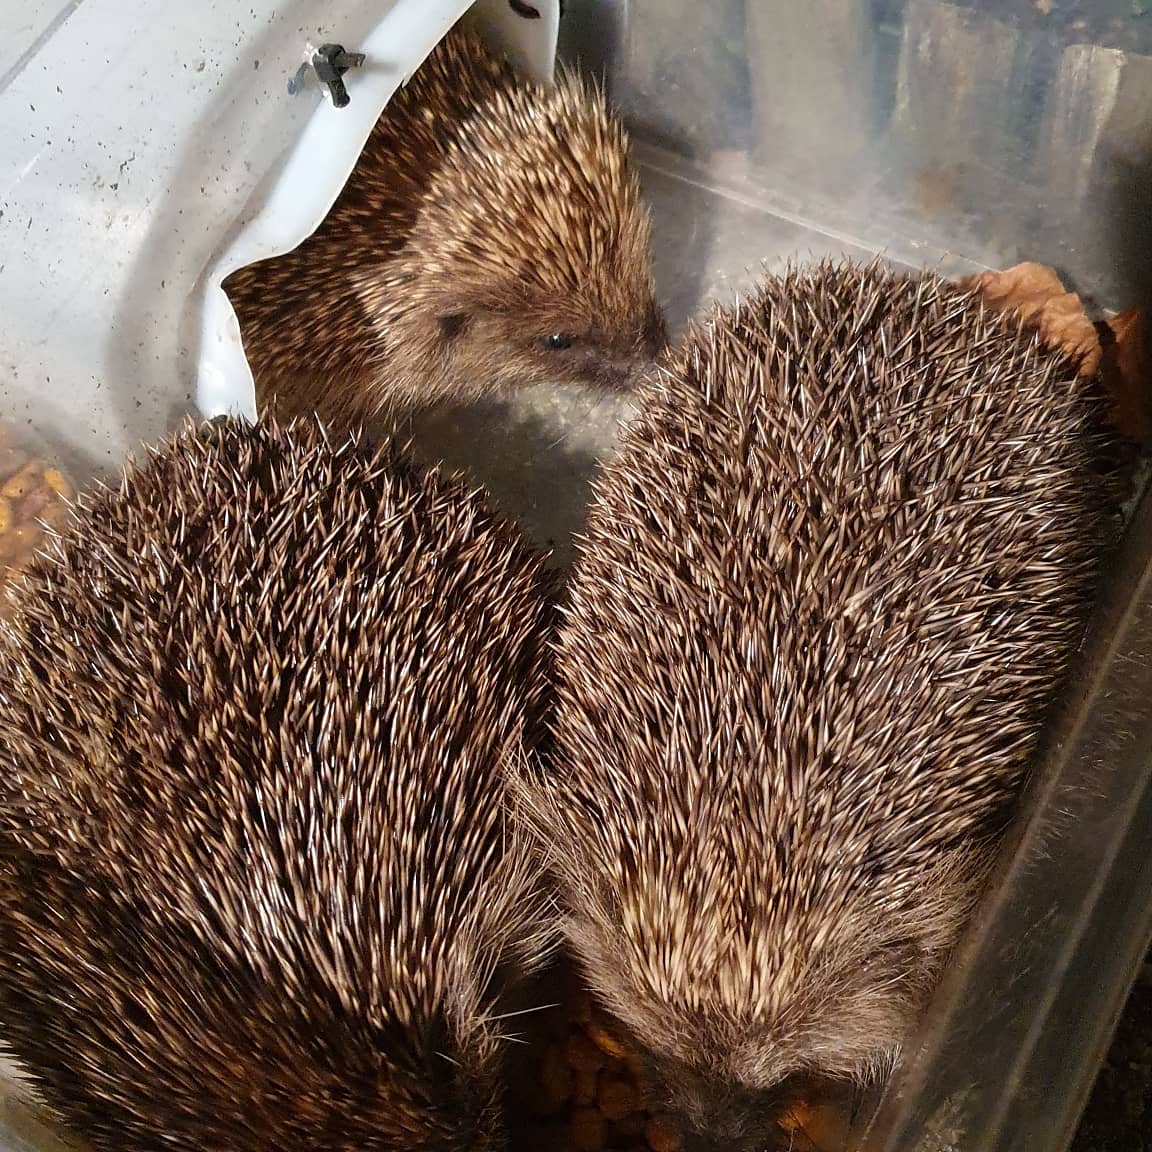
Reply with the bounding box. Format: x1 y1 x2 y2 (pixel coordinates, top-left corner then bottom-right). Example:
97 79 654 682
645 1059 804 1152
589 354 644 391
671 1101 793 1152
588 341 662 391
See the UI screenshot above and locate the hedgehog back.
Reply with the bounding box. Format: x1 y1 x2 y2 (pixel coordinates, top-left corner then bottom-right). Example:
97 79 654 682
0 418 552 1152
524 262 1123 1095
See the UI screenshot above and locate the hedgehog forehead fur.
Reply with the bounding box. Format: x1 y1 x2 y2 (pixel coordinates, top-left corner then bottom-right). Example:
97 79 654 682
0 416 555 1152
225 23 664 432
410 67 653 319
514 259 1123 1111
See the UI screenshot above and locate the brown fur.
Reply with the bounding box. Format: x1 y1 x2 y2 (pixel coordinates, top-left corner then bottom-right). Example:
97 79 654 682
0 417 555 1152
514 261 1126 1150
225 23 665 433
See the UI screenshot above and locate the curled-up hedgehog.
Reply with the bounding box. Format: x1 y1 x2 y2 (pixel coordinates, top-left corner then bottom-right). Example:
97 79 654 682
225 21 665 433
513 260 1126 1151
0 416 556 1152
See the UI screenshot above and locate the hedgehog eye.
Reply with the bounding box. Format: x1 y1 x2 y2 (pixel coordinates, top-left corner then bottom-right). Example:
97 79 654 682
543 333 574 351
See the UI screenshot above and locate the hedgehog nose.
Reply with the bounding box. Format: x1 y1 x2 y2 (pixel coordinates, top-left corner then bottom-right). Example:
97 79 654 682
608 356 658 391
587 358 634 391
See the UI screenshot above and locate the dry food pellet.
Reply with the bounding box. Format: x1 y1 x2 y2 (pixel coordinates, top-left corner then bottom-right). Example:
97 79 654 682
778 1100 813 1133
570 1106 605 1152
2 464 43 501
565 1030 605 1075
571 1061 599 1107
538 1043 572 1113
0 434 74 621
42 468 72 501
645 1113 681 1152
586 1021 628 1060
597 1075 640 1121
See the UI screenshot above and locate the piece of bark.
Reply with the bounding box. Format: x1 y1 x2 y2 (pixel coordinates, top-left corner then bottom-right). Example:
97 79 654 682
1096 307 1151 448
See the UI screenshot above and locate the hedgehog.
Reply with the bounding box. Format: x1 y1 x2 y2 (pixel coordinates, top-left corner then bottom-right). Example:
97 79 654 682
0 416 557 1152
513 260 1126 1151
224 21 665 434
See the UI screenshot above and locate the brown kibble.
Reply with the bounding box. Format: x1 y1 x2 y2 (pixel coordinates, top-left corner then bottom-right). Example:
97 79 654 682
0 447 29 481
793 1097 868 1152
537 1042 572 1113
571 1106 605 1152
565 1030 604 1075
645 1113 681 1152
624 1051 647 1083
0 427 71 610
572 1061 598 1107
43 468 73 502
19 487 53 520
598 1075 640 1121
607 1112 647 1142
2 464 43 501
778 1100 815 1132
586 1021 628 1060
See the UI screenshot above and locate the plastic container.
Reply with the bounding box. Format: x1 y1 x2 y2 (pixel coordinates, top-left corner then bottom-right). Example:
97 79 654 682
3 0 1152 1149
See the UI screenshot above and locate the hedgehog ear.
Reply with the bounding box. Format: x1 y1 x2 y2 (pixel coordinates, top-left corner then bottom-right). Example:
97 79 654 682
437 310 472 342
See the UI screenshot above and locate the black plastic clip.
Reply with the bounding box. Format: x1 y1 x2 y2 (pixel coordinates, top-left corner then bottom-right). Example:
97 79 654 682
312 44 365 109
508 0 565 18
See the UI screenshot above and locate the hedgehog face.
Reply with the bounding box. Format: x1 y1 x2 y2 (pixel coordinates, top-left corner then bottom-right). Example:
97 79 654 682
639 1058 811 1152
501 235 669 393
426 287 666 396
395 61 666 400
564 901 921 1074
514 305 667 392
361 266 665 411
